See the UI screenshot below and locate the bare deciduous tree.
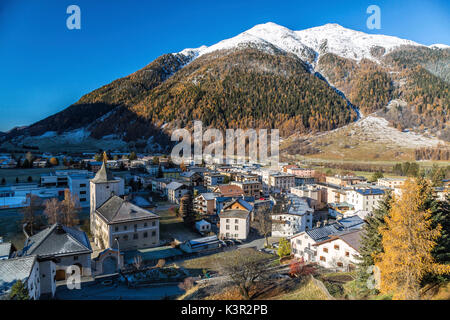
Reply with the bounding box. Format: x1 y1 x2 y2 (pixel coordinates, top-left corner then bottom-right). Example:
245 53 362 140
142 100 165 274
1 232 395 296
61 189 80 227
253 207 272 247
44 198 62 225
21 194 43 235
217 248 270 300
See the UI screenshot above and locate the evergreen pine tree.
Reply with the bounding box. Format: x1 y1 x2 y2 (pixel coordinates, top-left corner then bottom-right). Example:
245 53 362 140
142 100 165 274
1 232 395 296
9 280 30 300
356 191 393 295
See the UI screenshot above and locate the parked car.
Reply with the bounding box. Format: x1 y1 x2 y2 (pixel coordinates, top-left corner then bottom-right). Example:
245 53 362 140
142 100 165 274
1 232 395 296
224 240 235 246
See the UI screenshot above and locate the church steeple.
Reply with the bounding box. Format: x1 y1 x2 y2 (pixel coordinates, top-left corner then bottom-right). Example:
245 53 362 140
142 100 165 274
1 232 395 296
91 152 116 183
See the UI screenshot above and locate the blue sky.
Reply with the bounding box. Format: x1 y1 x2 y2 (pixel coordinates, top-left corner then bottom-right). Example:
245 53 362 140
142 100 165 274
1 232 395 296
0 0 449 131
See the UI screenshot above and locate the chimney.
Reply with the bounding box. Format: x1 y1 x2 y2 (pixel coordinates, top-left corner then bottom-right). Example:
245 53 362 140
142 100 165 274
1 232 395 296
55 223 66 234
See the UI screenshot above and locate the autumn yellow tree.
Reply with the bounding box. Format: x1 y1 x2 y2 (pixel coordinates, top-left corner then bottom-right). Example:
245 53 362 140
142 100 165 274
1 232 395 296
376 179 450 299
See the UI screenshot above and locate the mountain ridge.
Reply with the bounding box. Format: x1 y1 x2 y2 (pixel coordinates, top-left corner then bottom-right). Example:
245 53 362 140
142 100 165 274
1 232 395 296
2 22 449 154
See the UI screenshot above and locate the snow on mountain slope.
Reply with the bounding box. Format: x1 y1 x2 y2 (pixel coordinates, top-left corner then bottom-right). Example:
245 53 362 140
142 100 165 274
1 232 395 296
176 22 431 66
178 22 316 63
429 44 450 49
295 23 424 62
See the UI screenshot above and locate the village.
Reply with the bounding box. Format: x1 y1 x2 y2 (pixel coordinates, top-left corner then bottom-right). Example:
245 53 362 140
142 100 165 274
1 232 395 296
1 150 447 300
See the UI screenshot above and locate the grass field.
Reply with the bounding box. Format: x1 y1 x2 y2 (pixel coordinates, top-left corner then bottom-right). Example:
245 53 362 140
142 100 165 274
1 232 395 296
0 167 64 184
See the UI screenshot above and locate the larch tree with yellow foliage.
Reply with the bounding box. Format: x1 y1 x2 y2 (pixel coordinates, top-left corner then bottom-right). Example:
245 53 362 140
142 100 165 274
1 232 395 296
376 179 450 299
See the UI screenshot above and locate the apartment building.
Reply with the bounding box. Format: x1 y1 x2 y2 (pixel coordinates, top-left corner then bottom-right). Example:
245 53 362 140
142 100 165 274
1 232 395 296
204 172 225 186
219 210 250 240
346 188 385 212
194 192 219 215
231 180 261 198
94 195 160 251
268 173 295 193
326 175 367 187
271 194 313 237
377 177 406 189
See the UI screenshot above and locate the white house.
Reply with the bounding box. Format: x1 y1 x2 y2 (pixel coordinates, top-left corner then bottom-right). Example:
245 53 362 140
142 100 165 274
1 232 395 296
290 216 365 266
346 188 385 212
272 194 313 237
219 210 250 240
166 182 189 203
314 230 363 271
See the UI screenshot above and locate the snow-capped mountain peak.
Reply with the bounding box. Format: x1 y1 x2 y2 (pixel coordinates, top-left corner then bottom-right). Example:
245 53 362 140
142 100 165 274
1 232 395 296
294 23 424 61
429 43 450 49
175 22 438 66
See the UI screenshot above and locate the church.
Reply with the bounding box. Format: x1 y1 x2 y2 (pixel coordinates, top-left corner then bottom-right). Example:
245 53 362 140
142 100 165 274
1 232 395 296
90 157 160 251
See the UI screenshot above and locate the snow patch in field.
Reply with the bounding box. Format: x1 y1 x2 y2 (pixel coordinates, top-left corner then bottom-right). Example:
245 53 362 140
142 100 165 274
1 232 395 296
352 116 444 148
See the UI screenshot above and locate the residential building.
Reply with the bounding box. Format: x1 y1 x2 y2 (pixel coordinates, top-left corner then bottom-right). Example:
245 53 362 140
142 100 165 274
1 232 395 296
0 255 41 300
377 177 407 189
272 194 314 237
219 210 250 240
290 216 365 264
213 184 244 197
290 185 327 210
162 167 181 179
231 180 261 198
204 173 225 186
314 230 363 271
288 167 315 178
326 175 367 187
68 172 93 208
180 171 204 187
93 195 160 251
21 224 93 283
194 192 218 215
268 173 295 193
166 181 189 203
346 188 385 212
328 202 355 218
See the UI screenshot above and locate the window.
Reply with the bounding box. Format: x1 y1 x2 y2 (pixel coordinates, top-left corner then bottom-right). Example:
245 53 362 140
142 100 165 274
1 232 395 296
80 198 86 202
115 227 119 232
323 248 328 253
226 219 230 223
235 225 239 231
337 262 343 267
334 245 340 250
144 222 147 227
133 233 138 240
235 219 239 224
124 225 127 230
134 224 138 231
143 232 148 238
152 231 156 237
152 221 155 226
80 184 86 188
345 251 350 257
73 256 78 261
226 225 230 230
320 256 326 262
123 235 128 241
80 191 86 195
